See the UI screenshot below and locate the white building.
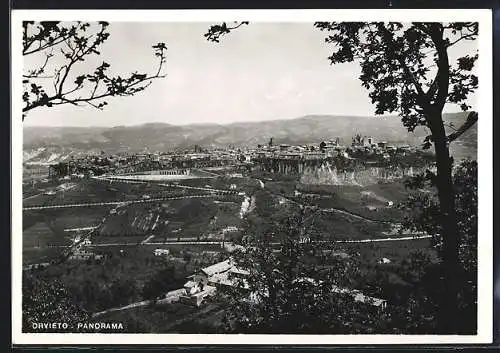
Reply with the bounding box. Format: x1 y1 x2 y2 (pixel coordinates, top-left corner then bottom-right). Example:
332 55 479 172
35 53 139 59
154 249 170 256
179 259 249 307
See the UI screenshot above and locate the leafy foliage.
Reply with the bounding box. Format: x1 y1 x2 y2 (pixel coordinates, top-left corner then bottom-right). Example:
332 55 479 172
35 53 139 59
23 273 90 332
402 159 477 275
22 21 167 120
204 21 479 332
314 22 478 132
313 21 478 331
141 266 178 302
204 22 249 43
219 211 396 334
400 160 478 332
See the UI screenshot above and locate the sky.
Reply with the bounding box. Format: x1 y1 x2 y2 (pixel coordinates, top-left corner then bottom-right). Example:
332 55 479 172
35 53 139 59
22 22 477 127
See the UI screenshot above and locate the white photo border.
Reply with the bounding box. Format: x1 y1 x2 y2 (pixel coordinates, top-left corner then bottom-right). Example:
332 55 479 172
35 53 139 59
11 8 493 345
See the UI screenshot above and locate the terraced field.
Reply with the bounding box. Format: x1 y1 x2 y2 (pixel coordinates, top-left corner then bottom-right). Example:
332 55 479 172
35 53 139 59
22 220 73 265
310 211 392 241
97 204 167 237
273 181 413 222
23 247 64 265
25 207 110 230
22 179 194 207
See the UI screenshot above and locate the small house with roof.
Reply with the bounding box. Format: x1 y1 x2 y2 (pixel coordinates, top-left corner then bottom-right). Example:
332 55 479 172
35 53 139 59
179 259 250 307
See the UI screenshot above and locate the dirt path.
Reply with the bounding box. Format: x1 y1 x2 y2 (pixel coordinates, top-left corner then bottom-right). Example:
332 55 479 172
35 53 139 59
331 234 431 243
23 192 43 201
141 235 155 244
88 241 223 247
64 226 98 232
92 289 186 318
318 207 393 224
92 300 151 318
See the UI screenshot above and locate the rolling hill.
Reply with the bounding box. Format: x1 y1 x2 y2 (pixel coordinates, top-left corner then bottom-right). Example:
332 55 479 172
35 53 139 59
23 112 476 161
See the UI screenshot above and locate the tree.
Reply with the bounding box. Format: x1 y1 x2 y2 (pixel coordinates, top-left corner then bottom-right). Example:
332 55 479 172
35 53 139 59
313 22 478 331
401 159 478 333
141 266 177 303
219 210 395 334
22 21 167 120
50 162 69 178
205 21 479 331
108 277 140 308
23 273 90 332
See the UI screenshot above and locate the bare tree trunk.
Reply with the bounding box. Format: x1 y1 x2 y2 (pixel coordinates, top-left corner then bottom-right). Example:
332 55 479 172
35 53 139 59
431 114 461 333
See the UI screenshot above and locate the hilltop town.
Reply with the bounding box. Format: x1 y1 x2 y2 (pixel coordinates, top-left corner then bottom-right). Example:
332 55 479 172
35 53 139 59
24 134 432 182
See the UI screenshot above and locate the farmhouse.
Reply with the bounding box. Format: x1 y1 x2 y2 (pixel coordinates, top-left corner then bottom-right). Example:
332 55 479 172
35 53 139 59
178 258 387 310
69 249 103 261
179 259 250 307
222 226 239 234
153 248 170 256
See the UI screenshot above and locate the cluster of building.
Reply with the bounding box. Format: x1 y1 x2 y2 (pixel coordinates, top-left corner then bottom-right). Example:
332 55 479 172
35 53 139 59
176 258 388 310
45 149 247 180
179 259 249 306
253 135 414 162
38 134 426 183
67 238 104 261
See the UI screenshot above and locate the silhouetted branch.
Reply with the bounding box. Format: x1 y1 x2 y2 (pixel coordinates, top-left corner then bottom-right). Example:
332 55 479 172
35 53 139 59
447 111 478 143
204 21 249 43
22 22 168 118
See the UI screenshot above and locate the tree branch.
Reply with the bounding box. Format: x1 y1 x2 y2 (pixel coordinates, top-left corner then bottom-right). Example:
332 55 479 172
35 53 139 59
227 22 248 31
446 33 476 48
425 77 439 101
377 23 430 109
399 59 427 99
23 34 72 55
23 23 169 118
204 21 249 42
421 111 478 148
23 50 54 78
83 100 104 110
446 111 478 143
443 122 459 132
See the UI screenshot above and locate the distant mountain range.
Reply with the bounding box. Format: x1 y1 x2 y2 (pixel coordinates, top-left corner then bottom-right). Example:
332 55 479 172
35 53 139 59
23 112 476 163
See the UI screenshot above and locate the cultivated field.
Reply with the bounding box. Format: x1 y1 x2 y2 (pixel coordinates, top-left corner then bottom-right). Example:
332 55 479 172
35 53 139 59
22 179 196 207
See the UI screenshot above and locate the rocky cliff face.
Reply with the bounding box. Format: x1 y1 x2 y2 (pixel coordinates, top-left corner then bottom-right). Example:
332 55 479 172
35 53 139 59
256 157 429 186
300 163 422 186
